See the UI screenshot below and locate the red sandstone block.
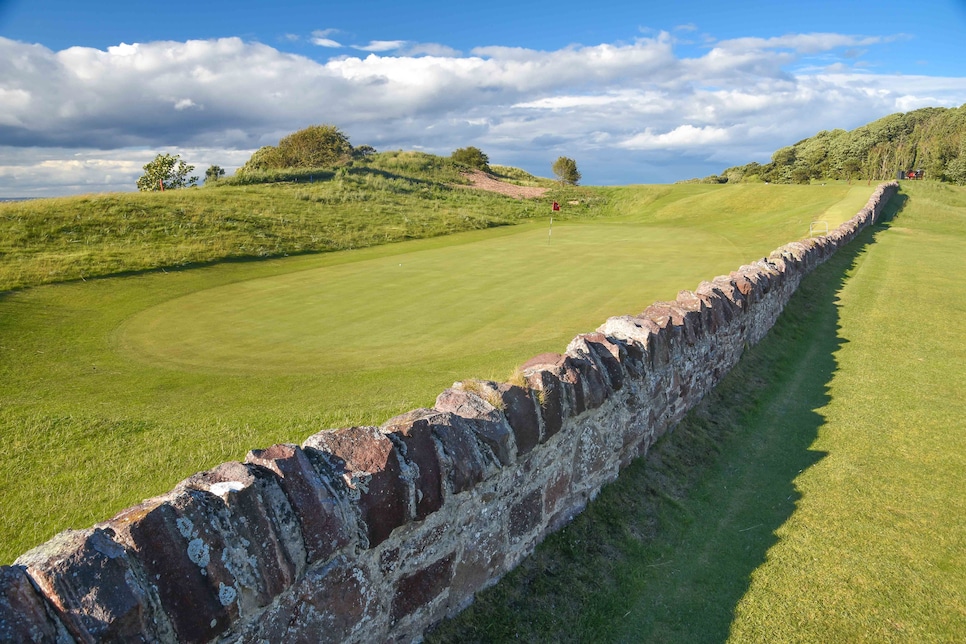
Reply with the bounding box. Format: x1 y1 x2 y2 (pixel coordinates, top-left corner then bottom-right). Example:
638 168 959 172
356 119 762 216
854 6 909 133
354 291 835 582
566 354 609 409
108 490 256 642
693 282 732 328
709 275 748 312
595 316 655 375
520 354 572 436
16 528 175 643
477 381 542 456
509 488 544 540
228 555 377 643
391 554 456 622
304 426 412 548
642 301 697 346
521 353 591 415
449 525 506 613
544 469 572 518
729 270 759 300
382 410 445 518
676 290 714 339
179 461 305 598
569 332 626 391
0 564 72 642
385 409 494 496
246 444 352 565
433 413 498 493
435 386 516 465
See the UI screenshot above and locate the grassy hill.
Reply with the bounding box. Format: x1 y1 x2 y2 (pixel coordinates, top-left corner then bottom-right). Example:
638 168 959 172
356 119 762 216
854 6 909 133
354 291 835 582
0 150 565 293
0 174 875 563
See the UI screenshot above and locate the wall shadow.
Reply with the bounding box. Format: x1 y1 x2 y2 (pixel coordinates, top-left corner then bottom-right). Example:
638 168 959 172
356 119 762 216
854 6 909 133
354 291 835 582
427 193 907 643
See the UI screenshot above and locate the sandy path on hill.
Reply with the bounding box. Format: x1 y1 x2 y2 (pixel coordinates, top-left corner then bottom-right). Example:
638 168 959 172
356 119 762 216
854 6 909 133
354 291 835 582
457 170 550 199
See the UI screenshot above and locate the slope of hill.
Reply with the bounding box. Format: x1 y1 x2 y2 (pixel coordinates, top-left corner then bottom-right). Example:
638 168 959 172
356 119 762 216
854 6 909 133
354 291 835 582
0 151 570 292
703 104 966 185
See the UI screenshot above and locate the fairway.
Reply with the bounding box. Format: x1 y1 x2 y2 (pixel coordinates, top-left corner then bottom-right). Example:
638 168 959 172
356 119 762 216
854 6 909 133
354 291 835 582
1 182 877 563
428 182 966 642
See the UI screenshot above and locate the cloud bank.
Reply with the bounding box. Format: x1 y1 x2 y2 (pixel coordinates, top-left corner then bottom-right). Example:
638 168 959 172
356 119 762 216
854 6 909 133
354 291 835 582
1 31 964 196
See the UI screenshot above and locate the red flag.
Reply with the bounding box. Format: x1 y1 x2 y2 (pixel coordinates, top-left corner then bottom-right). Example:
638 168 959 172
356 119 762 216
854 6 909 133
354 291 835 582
552 201 560 211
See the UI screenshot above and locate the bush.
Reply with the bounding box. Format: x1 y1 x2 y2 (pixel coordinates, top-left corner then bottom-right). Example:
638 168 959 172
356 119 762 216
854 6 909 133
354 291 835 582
238 125 353 173
451 146 490 171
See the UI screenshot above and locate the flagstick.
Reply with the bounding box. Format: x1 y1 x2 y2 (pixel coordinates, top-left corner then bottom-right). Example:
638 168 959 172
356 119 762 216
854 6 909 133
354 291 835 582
548 216 553 245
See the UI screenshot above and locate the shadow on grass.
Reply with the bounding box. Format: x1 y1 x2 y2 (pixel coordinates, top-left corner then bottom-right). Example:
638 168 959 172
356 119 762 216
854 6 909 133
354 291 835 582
427 194 907 643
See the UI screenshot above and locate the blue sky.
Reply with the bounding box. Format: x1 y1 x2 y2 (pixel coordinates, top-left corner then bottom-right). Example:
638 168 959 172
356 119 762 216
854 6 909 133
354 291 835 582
1 0 965 196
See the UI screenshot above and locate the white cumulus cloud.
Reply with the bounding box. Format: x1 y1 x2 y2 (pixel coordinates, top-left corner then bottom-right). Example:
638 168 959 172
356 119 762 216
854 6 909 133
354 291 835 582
0 29 964 196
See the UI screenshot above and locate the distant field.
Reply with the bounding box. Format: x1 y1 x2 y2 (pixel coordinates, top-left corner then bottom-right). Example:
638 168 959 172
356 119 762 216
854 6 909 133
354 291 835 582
429 182 966 642
0 181 875 563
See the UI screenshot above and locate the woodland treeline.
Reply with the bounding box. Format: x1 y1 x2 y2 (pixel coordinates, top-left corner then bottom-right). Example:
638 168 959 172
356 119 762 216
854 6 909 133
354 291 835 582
701 104 966 184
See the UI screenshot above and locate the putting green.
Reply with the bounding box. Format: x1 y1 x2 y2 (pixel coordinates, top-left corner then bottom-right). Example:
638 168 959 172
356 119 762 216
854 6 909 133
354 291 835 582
117 222 755 374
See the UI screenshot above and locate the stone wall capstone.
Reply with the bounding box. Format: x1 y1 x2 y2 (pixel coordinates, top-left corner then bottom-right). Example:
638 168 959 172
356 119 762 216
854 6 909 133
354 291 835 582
0 182 898 643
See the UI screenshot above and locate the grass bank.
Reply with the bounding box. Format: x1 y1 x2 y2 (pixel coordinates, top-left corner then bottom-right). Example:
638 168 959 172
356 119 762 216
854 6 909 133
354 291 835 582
1 182 874 563
428 183 966 642
0 151 567 292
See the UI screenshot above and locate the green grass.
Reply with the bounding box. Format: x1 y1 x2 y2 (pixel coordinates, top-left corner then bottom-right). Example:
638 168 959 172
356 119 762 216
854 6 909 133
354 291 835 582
1 180 874 563
427 182 966 642
0 151 561 292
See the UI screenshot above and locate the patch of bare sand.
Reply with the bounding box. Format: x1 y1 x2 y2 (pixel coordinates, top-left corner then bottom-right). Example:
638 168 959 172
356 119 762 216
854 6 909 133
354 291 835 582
457 170 550 199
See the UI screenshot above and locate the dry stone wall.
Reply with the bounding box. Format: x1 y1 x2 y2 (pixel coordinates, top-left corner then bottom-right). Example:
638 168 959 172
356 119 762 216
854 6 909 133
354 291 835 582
0 183 898 643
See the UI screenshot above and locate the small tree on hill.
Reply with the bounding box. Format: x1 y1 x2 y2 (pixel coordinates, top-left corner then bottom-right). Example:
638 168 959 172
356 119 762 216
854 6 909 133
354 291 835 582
136 153 198 191
552 156 581 185
352 144 377 161
205 165 225 184
451 146 490 171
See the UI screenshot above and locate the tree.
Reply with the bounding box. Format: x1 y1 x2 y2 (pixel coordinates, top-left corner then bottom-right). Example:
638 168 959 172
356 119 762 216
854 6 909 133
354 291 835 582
204 165 225 184
136 154 198 191
842 159 862 184
352 145 377 161
450 146 490 171
552 156 581 185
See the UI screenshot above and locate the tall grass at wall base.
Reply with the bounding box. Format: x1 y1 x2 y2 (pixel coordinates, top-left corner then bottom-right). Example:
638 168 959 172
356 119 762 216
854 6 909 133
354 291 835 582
428 184 966 642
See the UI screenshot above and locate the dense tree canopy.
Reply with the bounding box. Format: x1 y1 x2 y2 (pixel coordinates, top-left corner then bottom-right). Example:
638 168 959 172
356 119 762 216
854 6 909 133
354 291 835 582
706 104 966 185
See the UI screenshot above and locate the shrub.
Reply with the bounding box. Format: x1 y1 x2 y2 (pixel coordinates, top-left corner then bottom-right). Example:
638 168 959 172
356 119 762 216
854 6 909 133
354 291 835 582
451 146 490 171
